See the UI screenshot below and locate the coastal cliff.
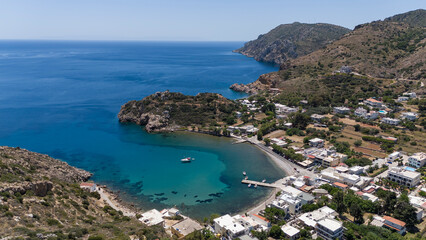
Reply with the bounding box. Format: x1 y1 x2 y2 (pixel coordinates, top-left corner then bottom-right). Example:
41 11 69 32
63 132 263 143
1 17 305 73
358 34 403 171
234 22 350 65
231 10 426 96
118 91 238 132
0 146 167 238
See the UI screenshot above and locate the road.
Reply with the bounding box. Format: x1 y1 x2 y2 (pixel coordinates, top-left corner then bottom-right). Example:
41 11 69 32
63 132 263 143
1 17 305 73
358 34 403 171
245 136 317 178
98 187 136 217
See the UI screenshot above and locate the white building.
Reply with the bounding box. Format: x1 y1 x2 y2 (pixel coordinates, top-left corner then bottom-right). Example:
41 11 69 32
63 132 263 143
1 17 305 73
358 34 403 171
403 92 417 99
271 138 287 147
309 138 324 148
311 114 325 122
298 206 338 228
281 225 300 240
401 112 419 121
275 104 298 114
354 107 367 117
364 98 384 108
316 218 343 240
321 167 371 188
387 167 421 187
397 96 409 102
387 152 401 161
354 107 378 120
79 182 97 192
408 152 426 168
213 214 246 239
139 209 164 227
333 106 350 114
381 117 400 126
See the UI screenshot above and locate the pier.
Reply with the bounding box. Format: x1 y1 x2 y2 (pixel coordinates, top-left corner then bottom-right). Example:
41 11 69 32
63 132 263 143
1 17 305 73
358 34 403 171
241 179 276 188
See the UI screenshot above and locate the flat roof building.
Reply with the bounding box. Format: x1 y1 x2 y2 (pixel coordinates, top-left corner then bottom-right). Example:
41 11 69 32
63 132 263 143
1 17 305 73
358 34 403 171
316 218 343 240
387 167 421 188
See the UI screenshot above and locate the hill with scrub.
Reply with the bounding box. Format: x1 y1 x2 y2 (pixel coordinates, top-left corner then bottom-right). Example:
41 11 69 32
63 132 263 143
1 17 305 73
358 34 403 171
234 22 350 65
231 9 426 105
0 146 167 239
118 91 238 132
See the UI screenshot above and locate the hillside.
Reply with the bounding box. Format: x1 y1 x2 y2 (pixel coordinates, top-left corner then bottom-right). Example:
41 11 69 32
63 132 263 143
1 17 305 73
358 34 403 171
0 146 167 239
234 22 350 65
231 10 426 101
118 91 238 132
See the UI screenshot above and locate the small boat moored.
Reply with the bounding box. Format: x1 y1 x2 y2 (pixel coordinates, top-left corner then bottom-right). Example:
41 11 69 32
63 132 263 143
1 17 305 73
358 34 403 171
181 157 191 163
248 183 252 188
243 171 246 176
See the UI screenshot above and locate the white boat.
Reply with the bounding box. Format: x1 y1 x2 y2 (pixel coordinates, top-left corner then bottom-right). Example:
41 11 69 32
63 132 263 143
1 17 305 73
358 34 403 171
243 171 246 176
262 179 266 183
181 157 191 163
245 176 248 180
248 184 252 188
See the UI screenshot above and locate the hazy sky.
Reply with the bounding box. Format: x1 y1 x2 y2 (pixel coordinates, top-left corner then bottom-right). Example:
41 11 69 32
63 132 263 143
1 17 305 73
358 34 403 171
0 0 424 41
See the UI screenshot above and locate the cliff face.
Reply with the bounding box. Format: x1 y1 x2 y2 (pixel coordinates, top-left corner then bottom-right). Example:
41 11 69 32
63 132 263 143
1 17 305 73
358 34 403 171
234 22 350 65
118 91 238 132
231 10 426 95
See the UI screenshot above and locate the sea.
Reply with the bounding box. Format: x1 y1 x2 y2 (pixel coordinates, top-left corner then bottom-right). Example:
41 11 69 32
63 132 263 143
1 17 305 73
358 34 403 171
0 40 284 219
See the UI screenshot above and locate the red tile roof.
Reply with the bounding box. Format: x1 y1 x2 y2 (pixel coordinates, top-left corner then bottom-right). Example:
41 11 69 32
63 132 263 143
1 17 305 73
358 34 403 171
333 182 348 188
366 98 382 103
252 214 269 222
356 191 364 196
383 216 406 227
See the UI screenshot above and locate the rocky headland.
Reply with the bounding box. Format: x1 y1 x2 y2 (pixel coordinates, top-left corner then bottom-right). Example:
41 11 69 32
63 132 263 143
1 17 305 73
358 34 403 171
118 90 238 132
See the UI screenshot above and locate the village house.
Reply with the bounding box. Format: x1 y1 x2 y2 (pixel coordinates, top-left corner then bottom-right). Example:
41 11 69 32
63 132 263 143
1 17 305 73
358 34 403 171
387 151 401 161
213 214 246 239
383 216 406 235
397 96 410 102
309 138 324 148
364 98 384 109
403 92 417 99
298 206 338 228
311 114 325 122
400 112 418 121
316 218 344 240
281 225 300 240
275 103 298 114
139 209 165 227
381 117 400 125
387 167 421 187
79 182 97 192
354 107 378 120
171 218 203 239
408 152 426 168
333 106 350 114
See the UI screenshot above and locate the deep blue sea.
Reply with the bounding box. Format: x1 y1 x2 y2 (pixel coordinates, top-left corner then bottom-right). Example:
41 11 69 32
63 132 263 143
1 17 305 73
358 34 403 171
0 40 283 218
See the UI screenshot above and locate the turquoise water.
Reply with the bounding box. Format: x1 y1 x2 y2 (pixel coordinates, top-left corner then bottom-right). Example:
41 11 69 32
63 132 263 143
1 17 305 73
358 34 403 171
0 41 283 218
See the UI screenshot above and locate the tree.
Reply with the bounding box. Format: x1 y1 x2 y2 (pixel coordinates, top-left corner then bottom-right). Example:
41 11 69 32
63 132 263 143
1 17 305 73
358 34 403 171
334 191 346 215
289 112 310 130
354 140 362 147
264 138 271 146
257 131 263 141
354 124 361 131
394 195 417 227
350 203 364 224
269 225 283 239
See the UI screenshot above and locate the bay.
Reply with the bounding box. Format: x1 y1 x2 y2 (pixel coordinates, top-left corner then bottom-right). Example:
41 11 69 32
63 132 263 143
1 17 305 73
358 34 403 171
0 40 283 218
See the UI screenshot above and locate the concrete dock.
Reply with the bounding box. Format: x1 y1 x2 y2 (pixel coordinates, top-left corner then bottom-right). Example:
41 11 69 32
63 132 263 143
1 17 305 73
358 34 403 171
241 179 276 188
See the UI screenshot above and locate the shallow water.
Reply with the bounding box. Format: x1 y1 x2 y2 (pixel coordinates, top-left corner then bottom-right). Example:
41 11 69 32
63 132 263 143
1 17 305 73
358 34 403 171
0 40 283 218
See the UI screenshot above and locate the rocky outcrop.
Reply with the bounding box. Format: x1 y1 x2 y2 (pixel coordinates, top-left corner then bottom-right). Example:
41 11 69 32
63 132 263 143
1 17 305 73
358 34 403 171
0 181 53 197
230 72 282 94
0 146 92 191
234 22 350 65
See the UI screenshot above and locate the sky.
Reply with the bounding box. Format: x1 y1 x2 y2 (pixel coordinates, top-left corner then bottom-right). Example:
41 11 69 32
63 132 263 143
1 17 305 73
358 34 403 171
0 0 424 41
